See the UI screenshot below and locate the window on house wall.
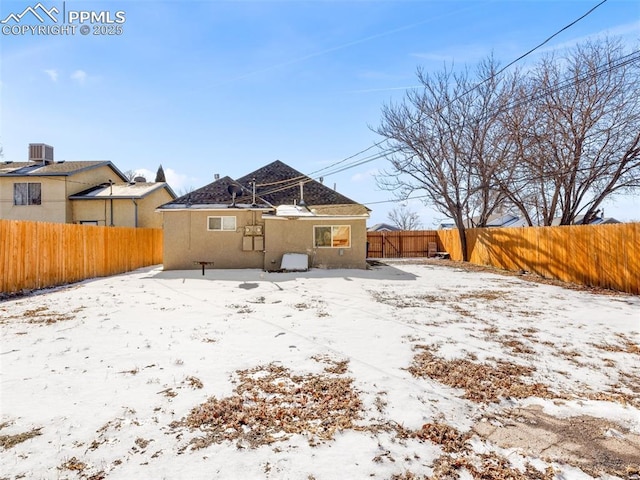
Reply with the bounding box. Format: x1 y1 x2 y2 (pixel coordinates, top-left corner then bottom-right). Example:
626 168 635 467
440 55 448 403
13 182 41 205
208 216 236 231
314 225 351 248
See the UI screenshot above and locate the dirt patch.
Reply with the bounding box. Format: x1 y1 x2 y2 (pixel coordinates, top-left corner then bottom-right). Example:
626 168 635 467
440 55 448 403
0 427 42 449
414 423 470 453
0 305 83 325
178 362 362 449
591 334 640 355
407 345 552 403
474 405 640 479
430 452 556 480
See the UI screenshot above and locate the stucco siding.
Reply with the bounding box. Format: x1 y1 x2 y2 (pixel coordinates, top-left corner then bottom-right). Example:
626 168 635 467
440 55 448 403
1 164 121 224
162 210 265 270
263 217 367 270
137 189 172 228
0 177 67 222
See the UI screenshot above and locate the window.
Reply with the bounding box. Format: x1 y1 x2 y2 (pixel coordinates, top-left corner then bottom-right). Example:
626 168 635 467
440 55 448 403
14 183 41 205
314 225 351 248
208 216 236 231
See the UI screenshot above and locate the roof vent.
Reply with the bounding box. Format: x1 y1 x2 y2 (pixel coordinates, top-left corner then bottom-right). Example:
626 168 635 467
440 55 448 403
133 176 146 183
29 143 54 165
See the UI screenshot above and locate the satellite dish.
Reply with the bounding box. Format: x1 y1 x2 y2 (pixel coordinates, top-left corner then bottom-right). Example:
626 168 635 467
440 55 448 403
227 184 243 206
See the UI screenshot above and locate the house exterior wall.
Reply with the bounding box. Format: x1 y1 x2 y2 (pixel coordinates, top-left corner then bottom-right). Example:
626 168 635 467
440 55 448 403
161 209 368 271
0 165 120 223
72 188 172 228
0 176 68 223
161 209 266 270
263 217 367 270
136 188 173 228
72 199 110 225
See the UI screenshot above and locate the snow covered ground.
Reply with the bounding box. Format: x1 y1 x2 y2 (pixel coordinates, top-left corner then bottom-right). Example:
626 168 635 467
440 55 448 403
1 260 639 480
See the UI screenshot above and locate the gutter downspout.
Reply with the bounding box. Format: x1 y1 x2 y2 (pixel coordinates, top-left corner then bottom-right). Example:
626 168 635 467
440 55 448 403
132 199 138 227
109 180 114 226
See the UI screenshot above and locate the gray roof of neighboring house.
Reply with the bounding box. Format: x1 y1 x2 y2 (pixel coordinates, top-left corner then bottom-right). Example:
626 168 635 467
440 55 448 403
551 213 621 226
69 182 177 200
368 223 400 232
0 160 128 181
158 160 369 213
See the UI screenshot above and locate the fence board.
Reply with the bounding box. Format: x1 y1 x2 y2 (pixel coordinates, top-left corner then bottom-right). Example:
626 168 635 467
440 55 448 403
435 223 639 295
367 224 638 294
1 220 163 294
367 230 441 259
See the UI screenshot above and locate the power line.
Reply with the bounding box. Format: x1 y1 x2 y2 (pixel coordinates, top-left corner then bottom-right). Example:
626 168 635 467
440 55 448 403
303 0 612 182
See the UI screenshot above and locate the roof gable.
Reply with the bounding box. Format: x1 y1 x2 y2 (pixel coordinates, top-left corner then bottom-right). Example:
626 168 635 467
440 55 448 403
236 160 360 207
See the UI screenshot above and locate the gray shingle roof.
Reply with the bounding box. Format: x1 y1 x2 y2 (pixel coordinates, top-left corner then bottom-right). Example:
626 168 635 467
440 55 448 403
160 161 367 211
0 161 127 180
164 176 265 208
236 160 360 207
69 182 176 200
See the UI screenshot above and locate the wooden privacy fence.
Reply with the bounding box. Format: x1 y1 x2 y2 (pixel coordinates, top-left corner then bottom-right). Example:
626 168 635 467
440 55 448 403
367 224 639 295
367 230 442 258
0 220 163 294
437 223 639 295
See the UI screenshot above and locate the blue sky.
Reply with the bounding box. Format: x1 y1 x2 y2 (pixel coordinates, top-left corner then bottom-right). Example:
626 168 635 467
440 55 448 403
1 0 639 226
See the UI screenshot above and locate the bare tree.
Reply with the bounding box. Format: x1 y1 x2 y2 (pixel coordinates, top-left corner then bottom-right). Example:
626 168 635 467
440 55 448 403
501 39 640 225
178 186 195 197
375 59 513 260
387 205 422 230
122 170 136 182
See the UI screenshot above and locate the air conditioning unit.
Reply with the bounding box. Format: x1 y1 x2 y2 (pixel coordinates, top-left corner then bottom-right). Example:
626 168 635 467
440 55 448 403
29 143 54 165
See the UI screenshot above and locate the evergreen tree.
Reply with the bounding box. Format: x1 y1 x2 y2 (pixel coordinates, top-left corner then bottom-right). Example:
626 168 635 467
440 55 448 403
155 164 166 182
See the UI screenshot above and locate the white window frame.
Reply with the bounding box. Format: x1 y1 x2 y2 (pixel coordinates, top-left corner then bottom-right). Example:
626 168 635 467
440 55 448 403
207 216 237 232
14 182 41 206
314 225 351 248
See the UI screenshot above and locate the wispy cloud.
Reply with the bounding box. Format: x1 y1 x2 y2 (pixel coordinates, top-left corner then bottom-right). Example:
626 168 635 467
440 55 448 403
351 168 378 183
44 69 58 82
70 69 87 85
535 20 640 55
410 44 494 65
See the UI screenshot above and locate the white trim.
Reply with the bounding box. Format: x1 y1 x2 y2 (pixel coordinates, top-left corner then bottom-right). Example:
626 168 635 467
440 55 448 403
207 215 237 231
264 215 368 221
314 225 351 248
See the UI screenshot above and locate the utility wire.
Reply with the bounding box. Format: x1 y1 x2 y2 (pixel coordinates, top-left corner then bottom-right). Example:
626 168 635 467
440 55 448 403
303 0 611 181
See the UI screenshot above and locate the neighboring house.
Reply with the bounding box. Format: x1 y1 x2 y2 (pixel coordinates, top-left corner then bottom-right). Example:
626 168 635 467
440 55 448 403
157 160 371 271
69 181 176 228
368 223 400 232
438 213 526 230
0 143 176 227
550 211 620 226
437 211 621 229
